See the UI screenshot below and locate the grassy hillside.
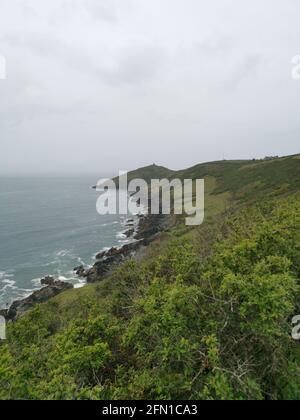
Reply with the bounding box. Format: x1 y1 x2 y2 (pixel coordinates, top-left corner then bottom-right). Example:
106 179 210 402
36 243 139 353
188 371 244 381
1 154 300 400
114 154 300 214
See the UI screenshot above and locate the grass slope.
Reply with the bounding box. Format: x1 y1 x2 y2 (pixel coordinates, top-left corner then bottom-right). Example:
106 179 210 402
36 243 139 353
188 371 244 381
1 154 300 400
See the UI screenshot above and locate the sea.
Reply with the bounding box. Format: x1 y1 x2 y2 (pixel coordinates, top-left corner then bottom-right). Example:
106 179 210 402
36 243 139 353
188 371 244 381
0 175 132 309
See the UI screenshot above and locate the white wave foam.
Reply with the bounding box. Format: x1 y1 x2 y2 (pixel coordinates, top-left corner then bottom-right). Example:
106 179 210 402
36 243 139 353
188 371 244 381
0 272 16 294
74 281 86 289
0 271 14 280
118 239 130 244
55 250 69 257
31 278 42 287
116 232 127 239
45 260 57 267
76 256 86 266
92 247 110 260
2 278 16 287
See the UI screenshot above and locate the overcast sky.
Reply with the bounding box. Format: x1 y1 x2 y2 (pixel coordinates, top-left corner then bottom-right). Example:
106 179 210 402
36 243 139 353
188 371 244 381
0 0 300 174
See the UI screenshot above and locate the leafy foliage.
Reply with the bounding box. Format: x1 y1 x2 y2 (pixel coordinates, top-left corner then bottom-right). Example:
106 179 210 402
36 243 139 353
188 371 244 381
1 193 300 400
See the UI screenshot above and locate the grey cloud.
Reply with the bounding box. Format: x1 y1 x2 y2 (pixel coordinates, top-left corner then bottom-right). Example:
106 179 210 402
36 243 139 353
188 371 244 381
2 32 166 86
1 0 300 174
225 53 262 90
105 46 167 85
83 0 119 22
49 0 120 24
196 37 234 56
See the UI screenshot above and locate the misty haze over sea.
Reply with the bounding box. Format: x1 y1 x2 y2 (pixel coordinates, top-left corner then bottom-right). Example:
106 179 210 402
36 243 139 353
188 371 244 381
0 175 129 309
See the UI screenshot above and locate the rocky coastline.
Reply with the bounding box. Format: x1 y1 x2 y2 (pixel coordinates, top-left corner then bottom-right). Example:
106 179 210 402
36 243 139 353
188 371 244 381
1 208 169 322
74 209 169 283
0 276 73 322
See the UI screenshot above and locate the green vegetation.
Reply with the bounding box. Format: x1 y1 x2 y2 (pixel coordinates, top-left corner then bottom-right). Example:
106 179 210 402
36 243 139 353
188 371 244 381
113 163 175 189
1 155 300 400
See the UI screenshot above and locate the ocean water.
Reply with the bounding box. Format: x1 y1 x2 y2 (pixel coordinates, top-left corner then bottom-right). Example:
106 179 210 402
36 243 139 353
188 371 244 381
0 175 130 309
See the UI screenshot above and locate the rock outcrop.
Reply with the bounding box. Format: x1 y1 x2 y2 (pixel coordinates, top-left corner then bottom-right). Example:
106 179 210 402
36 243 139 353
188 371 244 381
124 228 135 238
74 265 87 277
85 241 142 283
3 277 73 322
76 210 171 284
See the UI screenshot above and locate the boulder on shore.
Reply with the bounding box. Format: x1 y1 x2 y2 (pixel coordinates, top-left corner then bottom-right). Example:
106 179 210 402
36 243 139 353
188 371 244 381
75 210 171 284
73 265 87 277
86 241 142 283
3 278 73 322
124 228 135 238
40 275 56 286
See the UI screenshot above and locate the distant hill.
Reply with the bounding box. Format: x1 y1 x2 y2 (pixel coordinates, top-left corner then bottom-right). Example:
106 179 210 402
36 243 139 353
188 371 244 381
112 163 175 188
112 154 300 208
